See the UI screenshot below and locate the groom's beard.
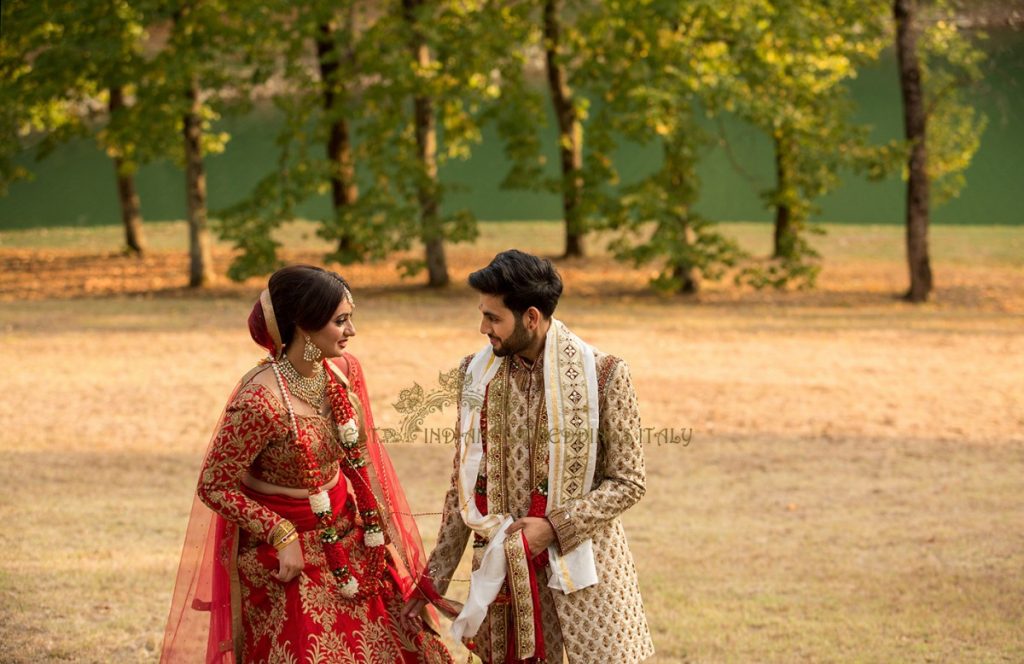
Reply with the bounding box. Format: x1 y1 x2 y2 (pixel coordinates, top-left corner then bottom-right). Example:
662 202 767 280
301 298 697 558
492 317 533 357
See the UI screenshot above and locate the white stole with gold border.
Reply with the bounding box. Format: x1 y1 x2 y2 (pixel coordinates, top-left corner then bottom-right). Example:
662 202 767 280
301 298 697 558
450 318 599 643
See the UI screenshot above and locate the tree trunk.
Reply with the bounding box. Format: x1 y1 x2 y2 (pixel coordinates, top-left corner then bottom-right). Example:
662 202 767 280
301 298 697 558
108 86 146 256
183 81 214 288
894 0 933 302
673 261 699 295
543 0 585 258
403 0 448 287
664 141 699 294
772 132 793 259
315 21 359 255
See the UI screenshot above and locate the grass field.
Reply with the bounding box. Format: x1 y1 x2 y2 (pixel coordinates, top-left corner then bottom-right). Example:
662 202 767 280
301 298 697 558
1 221 1022 662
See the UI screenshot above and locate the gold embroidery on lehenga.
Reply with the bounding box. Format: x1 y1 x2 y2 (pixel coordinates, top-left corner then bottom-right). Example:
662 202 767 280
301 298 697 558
354 616 404 664
299 572 337 630
307 630 357 664
267 639 299 664
236 545 286 650
303 533 328 567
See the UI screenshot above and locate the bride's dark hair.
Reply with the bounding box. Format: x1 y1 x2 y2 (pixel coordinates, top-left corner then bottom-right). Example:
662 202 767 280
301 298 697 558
268 265 351 347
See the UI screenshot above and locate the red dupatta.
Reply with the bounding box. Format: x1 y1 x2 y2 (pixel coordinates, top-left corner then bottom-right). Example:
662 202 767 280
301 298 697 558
159 381 244 663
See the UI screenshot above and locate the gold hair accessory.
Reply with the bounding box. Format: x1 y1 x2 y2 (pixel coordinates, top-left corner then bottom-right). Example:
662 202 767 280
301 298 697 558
259 289 283 357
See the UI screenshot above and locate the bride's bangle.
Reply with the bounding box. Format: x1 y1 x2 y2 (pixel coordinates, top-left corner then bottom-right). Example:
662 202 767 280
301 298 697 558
269 520 298 549
274 530 299 551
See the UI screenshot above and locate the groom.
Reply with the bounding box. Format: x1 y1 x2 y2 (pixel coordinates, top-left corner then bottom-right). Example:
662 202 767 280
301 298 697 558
404 250 654 663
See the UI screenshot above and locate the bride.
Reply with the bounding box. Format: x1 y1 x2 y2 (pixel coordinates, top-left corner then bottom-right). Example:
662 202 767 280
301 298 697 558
161 265 452 663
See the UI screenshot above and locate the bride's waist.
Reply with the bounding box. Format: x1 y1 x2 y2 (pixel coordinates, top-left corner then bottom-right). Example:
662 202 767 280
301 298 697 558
242 469 342 500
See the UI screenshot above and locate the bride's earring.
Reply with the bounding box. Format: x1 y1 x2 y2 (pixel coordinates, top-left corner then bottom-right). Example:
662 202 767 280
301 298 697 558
303 335 323 362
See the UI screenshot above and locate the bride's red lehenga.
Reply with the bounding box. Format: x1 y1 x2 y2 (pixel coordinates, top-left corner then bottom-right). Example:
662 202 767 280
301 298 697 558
161 352 453 663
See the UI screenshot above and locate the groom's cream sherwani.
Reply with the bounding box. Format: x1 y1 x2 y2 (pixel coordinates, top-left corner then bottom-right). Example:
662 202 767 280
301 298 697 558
426 326 654 663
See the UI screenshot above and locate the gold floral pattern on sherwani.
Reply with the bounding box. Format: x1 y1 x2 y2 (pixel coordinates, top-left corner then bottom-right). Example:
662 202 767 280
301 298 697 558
427 349 655 663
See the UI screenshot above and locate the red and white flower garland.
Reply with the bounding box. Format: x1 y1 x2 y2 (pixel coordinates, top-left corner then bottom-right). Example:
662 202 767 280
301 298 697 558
269 357 388 599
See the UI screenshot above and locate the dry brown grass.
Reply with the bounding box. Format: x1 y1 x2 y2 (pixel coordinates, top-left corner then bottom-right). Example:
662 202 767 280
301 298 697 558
1 221 1022 662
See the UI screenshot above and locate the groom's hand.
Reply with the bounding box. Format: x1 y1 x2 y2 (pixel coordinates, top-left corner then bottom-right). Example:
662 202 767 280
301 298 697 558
505 516 555 554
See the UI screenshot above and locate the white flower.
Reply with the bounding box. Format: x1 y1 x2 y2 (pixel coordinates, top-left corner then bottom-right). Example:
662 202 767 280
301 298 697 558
340 419 359 445
309 490 331 515
338 576 359 598
364 530 385 548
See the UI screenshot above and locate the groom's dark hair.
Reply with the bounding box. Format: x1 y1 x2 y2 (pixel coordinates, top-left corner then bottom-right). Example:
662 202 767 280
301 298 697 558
468 249 563 318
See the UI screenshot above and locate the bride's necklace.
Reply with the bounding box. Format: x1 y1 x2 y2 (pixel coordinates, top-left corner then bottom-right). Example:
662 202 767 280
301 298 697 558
278 355 327 410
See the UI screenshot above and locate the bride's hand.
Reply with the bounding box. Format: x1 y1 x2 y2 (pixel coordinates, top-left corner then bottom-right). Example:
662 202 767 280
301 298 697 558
272 539 304 583
402 596 428 620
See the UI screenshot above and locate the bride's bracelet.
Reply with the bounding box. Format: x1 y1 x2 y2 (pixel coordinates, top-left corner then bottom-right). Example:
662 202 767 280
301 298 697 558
269 520 298 550
274 530 299 550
